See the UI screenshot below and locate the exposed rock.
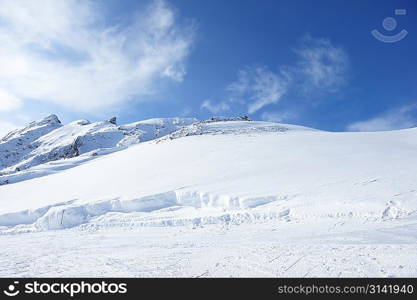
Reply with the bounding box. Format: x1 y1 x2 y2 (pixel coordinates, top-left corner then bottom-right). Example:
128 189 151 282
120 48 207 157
108 117 117 125
0 115 199 177
205 116 251 123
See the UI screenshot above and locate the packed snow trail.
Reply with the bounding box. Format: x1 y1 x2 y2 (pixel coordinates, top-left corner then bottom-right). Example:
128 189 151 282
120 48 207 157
1 217 417 277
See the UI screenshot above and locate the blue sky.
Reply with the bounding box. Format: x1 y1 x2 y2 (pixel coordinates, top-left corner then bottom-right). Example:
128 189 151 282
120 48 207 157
0 0 416 135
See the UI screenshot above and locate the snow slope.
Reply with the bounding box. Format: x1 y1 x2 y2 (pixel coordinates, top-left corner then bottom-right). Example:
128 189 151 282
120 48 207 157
1 119 416 228
0 115 198 184
0 115 62 172
118 117 198 145
1 117 417 277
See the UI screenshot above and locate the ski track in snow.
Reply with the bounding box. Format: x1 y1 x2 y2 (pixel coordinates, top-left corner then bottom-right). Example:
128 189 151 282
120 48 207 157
1 220 417 277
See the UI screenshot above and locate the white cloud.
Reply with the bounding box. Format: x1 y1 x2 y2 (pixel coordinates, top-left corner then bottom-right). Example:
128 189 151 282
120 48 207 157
347 104 417 132
294 36 349 94
201 36 349 117
201 99 230 114
0 89 22 111
227 66 290 114
0 0 195 112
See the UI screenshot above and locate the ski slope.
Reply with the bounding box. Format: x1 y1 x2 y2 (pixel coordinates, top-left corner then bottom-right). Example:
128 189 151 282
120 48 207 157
1 118 417 277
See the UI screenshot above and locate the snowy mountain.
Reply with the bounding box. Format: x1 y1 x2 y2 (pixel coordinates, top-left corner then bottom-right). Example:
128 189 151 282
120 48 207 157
0 115 62 173
0 115 198 182
118 117 199 145
1 115 417 277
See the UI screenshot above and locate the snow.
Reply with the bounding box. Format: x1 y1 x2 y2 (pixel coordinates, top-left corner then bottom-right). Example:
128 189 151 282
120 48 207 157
1 219 417 277
0 115 62 172
1 116 417 277
118 117 198 143
0 115 199 184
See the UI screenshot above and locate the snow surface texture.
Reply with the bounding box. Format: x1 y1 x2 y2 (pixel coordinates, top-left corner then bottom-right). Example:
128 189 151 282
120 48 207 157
0 115 417 277
0 115 197 185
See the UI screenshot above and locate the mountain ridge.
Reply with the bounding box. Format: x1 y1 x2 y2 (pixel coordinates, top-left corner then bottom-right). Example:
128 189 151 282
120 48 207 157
0 114 199 178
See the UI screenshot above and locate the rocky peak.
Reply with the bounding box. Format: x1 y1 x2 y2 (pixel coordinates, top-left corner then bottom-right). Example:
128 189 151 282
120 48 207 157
36 114 61 126
108 117 117 125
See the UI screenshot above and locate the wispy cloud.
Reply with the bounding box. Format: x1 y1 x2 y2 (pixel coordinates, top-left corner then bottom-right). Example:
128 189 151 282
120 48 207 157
0 0 195 112
227 66 290 114
200 99 230 114
347 104 417 131
201 36 349 117
0 90 22 112
294 36 349 94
